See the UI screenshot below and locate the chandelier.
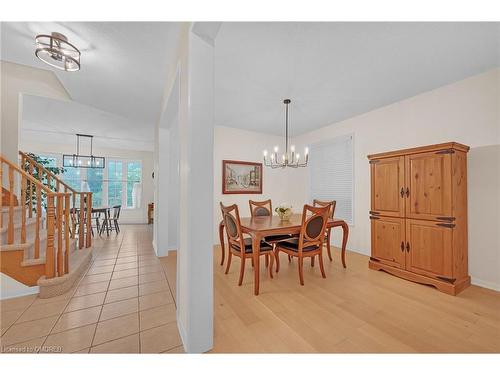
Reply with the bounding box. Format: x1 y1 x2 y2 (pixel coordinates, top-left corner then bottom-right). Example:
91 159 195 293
263 99 309 168
63 134 105 169
35 32 81 72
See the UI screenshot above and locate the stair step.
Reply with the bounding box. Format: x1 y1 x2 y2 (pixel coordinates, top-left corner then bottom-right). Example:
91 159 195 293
21 257 46 267
1 206 25 225
0 217 46 245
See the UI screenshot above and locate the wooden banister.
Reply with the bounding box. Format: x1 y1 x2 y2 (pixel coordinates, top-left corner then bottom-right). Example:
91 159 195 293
19 151 76 194
18 151 93 249
1 153 80 281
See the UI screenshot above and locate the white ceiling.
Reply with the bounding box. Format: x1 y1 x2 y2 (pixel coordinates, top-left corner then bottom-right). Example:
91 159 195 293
2 22 499 144
21 95 155 151
215 22 500 136
1 21 181 148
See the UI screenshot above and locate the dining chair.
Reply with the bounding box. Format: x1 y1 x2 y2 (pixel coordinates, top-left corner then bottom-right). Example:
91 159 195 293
102 205 121 234
275 203 331 285
249 199 291 266
91 211 102 237
249 199 272 216
313 199 337 261
220 202 275 285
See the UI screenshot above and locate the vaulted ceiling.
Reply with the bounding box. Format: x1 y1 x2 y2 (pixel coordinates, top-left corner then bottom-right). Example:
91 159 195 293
215 22 500 136
1 22 499 147
1 22 181 150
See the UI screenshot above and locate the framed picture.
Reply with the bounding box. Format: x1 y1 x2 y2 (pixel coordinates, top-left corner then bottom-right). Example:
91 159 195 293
222 160 263 194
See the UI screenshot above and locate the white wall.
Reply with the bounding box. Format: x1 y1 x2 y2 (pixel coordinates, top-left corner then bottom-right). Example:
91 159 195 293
213 126 305 243
293 68 500 290
0 61 70 163
19 140 154 224
0 274 39 300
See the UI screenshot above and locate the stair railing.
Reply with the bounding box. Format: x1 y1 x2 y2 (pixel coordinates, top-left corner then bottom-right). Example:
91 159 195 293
19 151 92 249
1 154 81 278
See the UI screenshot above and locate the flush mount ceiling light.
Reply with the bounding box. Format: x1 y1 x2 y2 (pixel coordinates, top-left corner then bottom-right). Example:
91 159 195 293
263 99 309 168
35 32 81 72
63 134 105 169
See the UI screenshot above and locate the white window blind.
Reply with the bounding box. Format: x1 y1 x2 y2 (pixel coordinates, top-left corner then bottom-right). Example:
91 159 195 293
309 134 354 224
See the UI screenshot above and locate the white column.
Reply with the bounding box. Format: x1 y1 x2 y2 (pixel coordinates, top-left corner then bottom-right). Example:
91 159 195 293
176 29 215 353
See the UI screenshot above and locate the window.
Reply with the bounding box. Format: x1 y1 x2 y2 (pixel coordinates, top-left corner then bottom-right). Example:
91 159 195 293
87 168 103 207
309 134 354 224
126 161 142 208
63 167 82 192
59 156 142 209
37 154 58 168
108 160 123 207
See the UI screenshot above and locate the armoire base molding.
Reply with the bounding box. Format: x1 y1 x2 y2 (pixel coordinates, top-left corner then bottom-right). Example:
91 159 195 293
369 260 471 296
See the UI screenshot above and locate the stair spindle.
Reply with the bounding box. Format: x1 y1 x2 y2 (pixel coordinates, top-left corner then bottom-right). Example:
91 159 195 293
34 184 41 258
86 192 92 248
21 175 27 243
64 193 70 274
79 193 85 249
28 162 34 217
46 194 56 278
8 166 15 244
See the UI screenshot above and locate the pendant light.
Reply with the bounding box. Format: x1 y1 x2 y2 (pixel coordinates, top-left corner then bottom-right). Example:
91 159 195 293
263 99 309 168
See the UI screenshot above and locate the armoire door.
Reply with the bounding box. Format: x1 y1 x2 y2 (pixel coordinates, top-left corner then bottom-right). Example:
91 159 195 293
371 216 406 268
405 219 453 280
405 151 452 221
370 156 405 217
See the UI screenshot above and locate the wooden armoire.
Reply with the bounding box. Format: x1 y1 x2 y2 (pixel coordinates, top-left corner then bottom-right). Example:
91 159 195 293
368 142 470 295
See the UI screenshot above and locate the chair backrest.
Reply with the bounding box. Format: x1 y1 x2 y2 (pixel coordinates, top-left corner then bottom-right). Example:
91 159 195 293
313 199 337 219
297 204 331 254
112 205 121 220
249 199 272 217
220 202 245 253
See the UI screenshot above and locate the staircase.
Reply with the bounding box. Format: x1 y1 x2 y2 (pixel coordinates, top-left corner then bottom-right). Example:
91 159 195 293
1 153 94 298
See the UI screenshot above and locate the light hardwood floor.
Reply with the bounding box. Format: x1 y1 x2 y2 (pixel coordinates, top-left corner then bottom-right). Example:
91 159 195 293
163 244 500 353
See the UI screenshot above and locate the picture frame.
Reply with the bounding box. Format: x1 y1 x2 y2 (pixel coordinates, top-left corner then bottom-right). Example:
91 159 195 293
222 160 263 194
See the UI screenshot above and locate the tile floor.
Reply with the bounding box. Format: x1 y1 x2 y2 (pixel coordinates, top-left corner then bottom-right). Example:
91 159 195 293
0 225 184 354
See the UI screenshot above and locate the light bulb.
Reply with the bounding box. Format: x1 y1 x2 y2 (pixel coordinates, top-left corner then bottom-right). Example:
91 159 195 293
78 159 82 165
282 154 285 161
87 160 91 166
263 150 268 157
69 160 73 165
96 160 100 166
305 147 309 155
296 153 300 160
290 145 295 152
274 146 279 153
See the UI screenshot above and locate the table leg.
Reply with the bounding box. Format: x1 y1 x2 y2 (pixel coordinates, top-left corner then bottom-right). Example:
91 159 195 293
218 221 225 266
252 234 261 296
341 222 349 268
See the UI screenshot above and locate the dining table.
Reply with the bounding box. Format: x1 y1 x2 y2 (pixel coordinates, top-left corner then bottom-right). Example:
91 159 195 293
218 213 349 295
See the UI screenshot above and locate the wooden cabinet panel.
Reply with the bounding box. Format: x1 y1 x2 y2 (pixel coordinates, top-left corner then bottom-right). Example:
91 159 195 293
371 216 405 268
405 151 452 220
405 219 453 280
370 156 405 217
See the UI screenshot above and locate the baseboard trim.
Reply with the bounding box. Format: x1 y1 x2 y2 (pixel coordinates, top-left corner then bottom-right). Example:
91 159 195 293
471 277 500 292
176 313 188 353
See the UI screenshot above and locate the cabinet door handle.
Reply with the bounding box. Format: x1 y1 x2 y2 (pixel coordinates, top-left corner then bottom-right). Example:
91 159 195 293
400 241 404 252
405 187 410 197
406 242 410 252
400 187 404 198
